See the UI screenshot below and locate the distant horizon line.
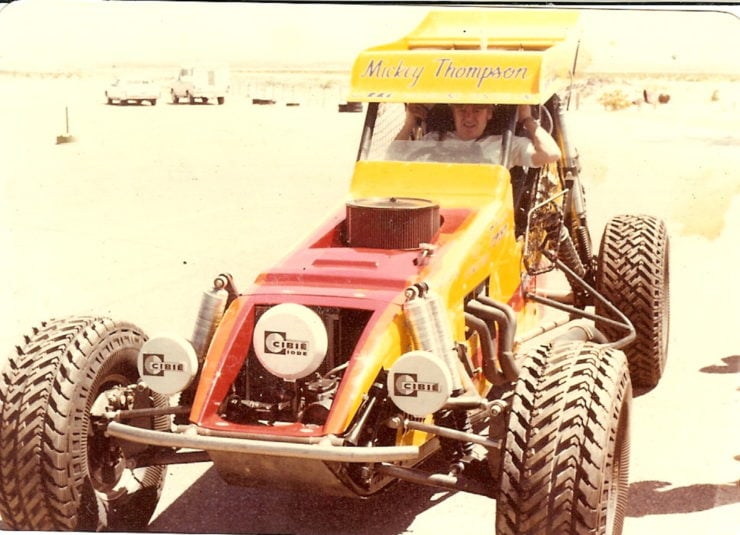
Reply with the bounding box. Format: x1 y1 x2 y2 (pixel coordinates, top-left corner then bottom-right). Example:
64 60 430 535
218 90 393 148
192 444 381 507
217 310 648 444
1 63 737 81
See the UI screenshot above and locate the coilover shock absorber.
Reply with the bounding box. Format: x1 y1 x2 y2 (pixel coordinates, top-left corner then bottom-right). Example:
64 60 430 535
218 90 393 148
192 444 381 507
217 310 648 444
403 283 474 473
558 227 586 278
551 94 596 294
176 274 236 423
190 274 237 361
402 283 463 394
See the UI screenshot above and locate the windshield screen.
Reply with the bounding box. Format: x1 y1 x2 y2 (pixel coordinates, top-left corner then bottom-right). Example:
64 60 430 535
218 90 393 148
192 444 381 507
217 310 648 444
385 139 496 164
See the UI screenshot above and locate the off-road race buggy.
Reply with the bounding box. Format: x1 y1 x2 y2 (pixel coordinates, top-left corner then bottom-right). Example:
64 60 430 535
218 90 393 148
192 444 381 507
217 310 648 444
0 9 669 534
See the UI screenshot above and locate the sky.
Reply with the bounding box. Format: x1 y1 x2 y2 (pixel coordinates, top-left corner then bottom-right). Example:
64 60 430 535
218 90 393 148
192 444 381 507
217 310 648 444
0 1 738 74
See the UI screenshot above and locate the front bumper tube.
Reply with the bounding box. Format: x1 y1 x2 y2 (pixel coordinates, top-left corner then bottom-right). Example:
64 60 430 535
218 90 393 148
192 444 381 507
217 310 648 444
106 421 420 463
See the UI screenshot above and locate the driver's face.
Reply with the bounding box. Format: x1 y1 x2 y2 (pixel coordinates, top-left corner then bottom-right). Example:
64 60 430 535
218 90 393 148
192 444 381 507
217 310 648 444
451 104 493 141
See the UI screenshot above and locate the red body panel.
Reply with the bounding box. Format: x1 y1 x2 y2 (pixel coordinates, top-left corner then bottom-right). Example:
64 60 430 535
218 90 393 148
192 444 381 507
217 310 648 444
190 205 523 437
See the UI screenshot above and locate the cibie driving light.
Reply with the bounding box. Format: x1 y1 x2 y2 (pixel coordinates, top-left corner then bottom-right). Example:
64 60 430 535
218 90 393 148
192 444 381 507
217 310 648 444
253 303 328 380
137 335 199 395
387 350 453 417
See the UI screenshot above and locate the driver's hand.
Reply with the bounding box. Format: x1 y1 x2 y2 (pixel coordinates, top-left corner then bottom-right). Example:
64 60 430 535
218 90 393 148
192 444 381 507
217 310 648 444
405 103 430 125
396 103 432 141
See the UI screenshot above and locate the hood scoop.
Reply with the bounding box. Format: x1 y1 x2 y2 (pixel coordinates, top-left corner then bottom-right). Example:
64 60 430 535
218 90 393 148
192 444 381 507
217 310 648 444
346 197 440 250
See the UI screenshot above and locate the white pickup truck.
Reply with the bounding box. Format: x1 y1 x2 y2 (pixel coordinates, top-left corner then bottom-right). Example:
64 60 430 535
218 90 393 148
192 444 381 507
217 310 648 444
170 67 229 105
105 78 160 105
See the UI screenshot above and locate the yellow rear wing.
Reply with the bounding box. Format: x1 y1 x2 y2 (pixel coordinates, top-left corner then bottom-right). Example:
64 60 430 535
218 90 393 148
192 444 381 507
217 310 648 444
348 9 581 105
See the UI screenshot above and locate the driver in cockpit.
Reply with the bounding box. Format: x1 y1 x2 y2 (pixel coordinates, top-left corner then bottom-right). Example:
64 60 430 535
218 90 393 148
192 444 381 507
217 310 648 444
394 103 561 168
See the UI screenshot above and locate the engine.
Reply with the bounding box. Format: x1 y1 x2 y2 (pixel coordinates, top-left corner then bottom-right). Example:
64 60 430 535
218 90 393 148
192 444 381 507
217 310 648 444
219 304 373 426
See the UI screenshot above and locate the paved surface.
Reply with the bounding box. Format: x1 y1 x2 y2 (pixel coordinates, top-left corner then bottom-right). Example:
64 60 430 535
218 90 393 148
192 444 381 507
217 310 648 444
0 77 738 533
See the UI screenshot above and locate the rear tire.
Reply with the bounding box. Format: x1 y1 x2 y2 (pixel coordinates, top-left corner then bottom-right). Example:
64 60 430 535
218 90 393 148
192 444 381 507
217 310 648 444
496 342 631 535
0 317 168 531
596 214 670 388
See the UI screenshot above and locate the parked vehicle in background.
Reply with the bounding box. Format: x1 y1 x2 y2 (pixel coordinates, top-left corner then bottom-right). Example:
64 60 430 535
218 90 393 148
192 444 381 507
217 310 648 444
170 66 229 105
105 78 160 105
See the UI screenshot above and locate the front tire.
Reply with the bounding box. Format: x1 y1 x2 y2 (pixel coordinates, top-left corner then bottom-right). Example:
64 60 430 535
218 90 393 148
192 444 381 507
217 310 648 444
596 214 670 388
0 317 168 531
496 342 631 535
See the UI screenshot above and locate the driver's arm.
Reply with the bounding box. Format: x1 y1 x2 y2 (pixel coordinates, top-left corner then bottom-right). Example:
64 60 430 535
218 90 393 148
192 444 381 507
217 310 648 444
395 104 429 140
518 105 561 167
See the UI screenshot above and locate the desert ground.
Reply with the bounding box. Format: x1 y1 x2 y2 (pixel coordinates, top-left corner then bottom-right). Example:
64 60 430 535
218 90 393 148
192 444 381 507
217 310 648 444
0 67 738 534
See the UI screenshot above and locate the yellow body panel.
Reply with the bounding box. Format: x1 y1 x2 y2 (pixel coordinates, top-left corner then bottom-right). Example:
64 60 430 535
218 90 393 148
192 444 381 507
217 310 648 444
350 161 521 304
338 160 525 431
348 9 581 104
350 160 511 208
350 159 522 305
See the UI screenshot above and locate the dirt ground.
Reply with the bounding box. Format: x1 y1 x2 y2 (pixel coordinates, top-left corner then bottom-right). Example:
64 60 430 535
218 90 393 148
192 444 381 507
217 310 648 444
1 71 738 533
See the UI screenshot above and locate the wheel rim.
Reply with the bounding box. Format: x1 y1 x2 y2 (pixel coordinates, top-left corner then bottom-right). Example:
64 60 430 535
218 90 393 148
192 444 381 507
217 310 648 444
86 372 145 501
659 239 670 362
605 402 629 534
605 452 620 533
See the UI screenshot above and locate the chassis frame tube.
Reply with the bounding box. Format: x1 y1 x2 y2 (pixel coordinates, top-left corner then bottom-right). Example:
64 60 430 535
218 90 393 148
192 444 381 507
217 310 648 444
529 253 636 349
131 449 212 468
388 416 501 450
106 421 420 463
375 462 492 497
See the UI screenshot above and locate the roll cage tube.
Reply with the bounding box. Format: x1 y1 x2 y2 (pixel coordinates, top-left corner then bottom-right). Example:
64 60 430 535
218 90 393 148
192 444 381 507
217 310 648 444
357 102 380 161
500 105 519 169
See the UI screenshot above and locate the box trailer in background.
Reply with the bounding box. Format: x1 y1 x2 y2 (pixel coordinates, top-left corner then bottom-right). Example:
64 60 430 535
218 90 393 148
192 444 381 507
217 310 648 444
170 66 229 105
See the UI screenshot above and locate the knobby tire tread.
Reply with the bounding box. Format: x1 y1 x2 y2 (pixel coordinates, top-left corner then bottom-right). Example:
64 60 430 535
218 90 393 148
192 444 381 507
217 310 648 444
496 342 631 535
0 317 101 530
596 214 670 388
0 316 159 531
